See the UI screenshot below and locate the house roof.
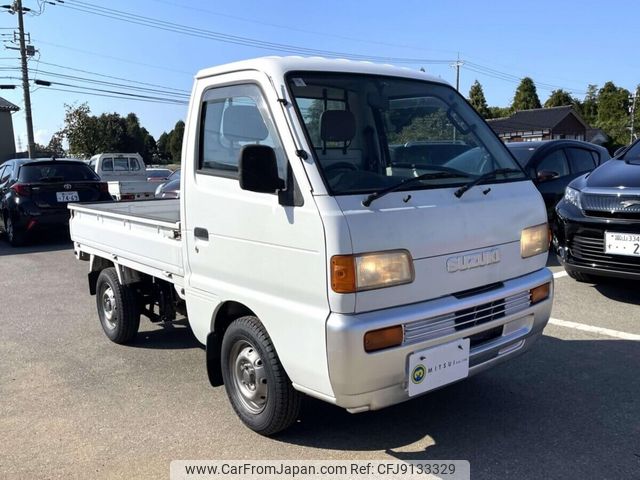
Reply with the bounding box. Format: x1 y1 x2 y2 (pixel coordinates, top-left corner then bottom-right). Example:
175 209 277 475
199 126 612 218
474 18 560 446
0 97 19 112
486 106 587 134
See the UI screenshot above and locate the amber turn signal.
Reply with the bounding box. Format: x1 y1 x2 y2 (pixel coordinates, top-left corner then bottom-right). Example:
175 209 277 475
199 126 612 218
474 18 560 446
331 255 357 293
530 282 551 305
364 325 403 352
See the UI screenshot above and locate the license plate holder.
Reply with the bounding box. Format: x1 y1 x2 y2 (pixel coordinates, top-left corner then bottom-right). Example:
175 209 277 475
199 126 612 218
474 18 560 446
56 191 79 202
407 338 470 396
604 231 640 257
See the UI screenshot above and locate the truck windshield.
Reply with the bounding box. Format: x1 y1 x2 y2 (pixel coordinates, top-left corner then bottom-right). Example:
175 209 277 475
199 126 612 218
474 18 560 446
287 72 526 195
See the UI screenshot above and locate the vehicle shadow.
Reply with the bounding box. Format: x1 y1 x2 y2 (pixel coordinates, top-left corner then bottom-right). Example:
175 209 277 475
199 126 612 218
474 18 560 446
592 279 640 306
0 231 73 256
277 337 640 480
131 319 202 350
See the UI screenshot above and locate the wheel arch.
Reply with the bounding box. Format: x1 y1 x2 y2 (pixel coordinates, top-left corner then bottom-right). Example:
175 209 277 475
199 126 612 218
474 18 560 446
206 300 256 387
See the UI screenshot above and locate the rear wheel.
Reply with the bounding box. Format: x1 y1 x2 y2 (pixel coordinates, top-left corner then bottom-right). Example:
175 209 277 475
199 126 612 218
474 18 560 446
5 216 26 247
96 267 140 344
221 316 301 436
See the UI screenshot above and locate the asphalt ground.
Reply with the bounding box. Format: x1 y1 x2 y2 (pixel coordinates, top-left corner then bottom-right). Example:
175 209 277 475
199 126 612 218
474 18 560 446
1 234 638 480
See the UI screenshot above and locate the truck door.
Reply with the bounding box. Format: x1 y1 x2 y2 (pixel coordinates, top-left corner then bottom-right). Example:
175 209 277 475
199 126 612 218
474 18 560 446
182 79 331 394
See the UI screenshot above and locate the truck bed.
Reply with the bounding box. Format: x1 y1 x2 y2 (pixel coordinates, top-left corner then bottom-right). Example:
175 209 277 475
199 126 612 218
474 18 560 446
69 199 184 284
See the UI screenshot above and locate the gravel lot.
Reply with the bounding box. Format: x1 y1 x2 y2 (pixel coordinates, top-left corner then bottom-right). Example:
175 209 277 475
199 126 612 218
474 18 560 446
1 235 638 479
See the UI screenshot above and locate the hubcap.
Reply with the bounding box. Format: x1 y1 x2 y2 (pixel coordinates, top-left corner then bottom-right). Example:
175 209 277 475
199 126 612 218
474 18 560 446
101 286 117 329
230 340 268 414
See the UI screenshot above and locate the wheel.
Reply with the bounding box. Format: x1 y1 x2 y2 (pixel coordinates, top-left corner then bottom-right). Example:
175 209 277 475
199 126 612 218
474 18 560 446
95 267 140 344
221 316 301 435
5 215 26 247
566 268 595 283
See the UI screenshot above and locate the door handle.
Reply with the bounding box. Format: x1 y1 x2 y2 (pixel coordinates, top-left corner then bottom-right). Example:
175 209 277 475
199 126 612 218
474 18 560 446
194 227 209 241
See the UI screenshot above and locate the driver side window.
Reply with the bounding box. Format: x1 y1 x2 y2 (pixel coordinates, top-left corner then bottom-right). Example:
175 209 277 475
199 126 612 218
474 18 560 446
198 84 287 182
537 150 570 178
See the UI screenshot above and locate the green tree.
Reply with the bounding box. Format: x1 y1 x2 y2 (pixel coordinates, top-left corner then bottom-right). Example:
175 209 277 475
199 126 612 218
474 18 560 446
141 127 157 164
468 80 490 118
47 131 66 157
168 120 185 163
511 77 541 111
157 131 172 162
581 84 598 126
487 106 511 119
596 81 631 148
544 89 576 108
63 103 99 157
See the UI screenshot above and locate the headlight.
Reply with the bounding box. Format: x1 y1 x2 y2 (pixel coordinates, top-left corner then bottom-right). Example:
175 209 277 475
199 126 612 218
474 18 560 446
331 250 414 293
521 223 549 258
564 187 582 209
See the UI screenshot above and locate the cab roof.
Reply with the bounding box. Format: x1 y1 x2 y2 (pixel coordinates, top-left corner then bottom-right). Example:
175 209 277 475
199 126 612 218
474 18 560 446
196 56 448 85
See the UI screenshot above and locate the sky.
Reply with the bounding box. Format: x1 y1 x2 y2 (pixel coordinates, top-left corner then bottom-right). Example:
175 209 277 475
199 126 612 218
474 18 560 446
1 0 639 151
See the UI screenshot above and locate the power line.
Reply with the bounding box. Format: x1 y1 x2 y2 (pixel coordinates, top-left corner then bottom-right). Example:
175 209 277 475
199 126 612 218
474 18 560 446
34 39 193 75
146 0 459 56
36 86 188 105
35 60 189 93
32 68 189 98
59 0 454 65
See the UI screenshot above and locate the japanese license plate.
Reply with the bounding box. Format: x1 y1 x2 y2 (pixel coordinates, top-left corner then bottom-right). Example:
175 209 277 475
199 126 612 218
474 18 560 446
407 338 470 396
56 191 79 202
605 231 640 257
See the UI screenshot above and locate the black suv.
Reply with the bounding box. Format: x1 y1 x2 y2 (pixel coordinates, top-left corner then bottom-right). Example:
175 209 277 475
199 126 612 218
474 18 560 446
0 158 112 246
555 140 640 281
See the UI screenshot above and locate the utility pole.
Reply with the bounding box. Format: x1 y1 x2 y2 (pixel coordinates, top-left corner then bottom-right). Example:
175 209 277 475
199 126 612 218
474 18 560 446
13 0 35 158
450 54 464 92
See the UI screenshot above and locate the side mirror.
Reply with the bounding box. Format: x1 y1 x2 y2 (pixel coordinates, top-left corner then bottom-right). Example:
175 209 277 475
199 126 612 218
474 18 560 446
536 170 559 182
238 145 285 194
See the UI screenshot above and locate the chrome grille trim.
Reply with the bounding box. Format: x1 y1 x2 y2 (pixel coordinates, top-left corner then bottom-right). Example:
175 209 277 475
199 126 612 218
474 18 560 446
403 290 532 345
582 193 640 218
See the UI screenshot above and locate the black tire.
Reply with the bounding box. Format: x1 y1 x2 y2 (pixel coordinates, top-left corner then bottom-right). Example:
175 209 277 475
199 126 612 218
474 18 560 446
5 215 26 247
95 267 140 344
221 315 301 436
566 268 595 283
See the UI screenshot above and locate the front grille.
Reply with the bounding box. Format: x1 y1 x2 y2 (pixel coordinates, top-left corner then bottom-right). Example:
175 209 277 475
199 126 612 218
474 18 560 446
403 290 531 346
582 193 640 220
569 233 640 273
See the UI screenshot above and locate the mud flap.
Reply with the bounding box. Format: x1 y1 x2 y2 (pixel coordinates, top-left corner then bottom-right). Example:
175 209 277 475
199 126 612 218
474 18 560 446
206 331 223 386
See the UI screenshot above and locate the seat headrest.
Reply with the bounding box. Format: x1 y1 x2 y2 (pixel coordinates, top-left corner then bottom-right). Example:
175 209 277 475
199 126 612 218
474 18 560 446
222 105 268 142
320 110 356 143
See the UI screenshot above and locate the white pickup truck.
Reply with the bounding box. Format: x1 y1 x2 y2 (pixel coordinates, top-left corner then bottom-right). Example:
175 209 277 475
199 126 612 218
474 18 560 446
87 153 156 201
70 57 553 435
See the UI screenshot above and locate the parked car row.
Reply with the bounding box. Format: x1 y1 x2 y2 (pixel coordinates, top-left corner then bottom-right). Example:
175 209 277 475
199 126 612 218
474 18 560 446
0 158 112 245
0 153 181 245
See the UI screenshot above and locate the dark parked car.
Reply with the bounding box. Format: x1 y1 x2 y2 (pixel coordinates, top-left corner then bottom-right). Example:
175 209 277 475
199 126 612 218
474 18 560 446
555 140 640 281
0 158 112 246
146 168 173 183
506 140 610 222
154 169 180 199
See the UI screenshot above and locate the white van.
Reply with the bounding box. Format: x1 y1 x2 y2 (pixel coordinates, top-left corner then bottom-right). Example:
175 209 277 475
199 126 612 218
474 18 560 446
69 57 553 435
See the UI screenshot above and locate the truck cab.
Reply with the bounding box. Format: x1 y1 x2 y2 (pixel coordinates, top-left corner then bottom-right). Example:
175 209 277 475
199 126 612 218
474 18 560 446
87 153 155 201
70 57 553 435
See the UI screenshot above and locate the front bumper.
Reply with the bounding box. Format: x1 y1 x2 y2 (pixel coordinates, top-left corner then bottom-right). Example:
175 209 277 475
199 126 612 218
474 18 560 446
556 201 640 280
326 268 553 412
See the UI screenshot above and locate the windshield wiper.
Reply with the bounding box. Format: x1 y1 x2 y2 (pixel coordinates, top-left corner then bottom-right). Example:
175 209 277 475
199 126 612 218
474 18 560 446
454 168 522 199
362 171 470 207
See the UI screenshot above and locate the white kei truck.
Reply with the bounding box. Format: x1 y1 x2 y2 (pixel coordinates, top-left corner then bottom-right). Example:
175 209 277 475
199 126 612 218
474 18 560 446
87 153 156 201
69 57 553 435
